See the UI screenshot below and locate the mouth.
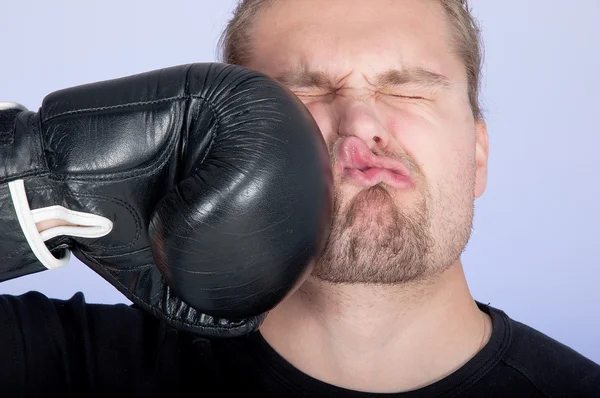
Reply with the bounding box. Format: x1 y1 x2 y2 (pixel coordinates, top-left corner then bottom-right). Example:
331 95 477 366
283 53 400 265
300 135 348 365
335 137 413 189
343 166 413 189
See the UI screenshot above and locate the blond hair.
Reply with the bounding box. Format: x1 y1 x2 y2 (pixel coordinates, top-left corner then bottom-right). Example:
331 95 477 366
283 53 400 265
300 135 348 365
218 0 484 120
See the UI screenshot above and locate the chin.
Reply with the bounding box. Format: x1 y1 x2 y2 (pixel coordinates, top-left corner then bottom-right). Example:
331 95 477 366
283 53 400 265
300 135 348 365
337 184 410 223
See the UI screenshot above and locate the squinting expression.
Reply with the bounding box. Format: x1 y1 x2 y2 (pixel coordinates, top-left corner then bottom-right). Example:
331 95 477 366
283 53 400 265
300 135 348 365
246 0 489 284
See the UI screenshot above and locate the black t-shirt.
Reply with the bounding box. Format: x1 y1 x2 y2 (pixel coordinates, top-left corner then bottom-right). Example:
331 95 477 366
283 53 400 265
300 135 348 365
1 291 598 397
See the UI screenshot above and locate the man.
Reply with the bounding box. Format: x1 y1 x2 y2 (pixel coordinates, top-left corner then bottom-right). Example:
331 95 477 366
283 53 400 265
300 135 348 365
0 0 598 397
213 0 600 395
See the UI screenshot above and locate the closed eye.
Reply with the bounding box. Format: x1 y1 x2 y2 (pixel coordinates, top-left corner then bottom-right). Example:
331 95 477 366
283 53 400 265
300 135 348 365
295 92 332 98
297 94 328 97
294 93 335 103
384 93 428 100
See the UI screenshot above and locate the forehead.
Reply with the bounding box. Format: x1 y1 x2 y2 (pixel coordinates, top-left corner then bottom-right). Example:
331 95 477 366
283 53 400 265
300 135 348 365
248 0 466 86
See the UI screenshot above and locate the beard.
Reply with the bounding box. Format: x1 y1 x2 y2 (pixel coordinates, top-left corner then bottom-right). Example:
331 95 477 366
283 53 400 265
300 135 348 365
312 181 435 284
312 156 476 286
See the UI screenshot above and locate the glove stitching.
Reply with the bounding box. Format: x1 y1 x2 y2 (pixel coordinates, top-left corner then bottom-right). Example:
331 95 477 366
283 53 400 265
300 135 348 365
46 123 180 183
41 96 188 123
42 93 223 125
1 111 177 183
42 94 218 183
0 170 47 185
22 94 221 184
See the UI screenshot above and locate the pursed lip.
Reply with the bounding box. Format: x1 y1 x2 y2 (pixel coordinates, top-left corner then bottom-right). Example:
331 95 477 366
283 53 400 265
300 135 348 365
342 167 413 189
334 137 413 189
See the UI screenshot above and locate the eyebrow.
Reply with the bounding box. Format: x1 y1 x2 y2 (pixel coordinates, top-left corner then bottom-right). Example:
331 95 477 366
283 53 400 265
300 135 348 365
375 68 451 90
274 67 451 91
274 69 332 89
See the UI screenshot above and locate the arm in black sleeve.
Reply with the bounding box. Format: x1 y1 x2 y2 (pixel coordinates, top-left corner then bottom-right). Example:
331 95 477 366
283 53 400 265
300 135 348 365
0 291 221 396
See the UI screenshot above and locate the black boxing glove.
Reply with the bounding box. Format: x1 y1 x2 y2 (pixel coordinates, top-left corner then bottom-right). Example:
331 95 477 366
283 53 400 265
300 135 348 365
0 63 332 337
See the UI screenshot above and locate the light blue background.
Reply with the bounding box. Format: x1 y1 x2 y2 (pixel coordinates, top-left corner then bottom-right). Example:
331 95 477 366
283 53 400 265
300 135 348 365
1 1 598 363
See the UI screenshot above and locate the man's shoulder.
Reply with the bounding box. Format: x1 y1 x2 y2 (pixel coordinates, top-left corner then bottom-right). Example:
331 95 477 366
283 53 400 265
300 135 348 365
493 307 600 396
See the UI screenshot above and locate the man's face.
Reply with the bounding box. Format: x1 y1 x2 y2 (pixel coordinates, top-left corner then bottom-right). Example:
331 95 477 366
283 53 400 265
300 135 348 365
247 0 489 284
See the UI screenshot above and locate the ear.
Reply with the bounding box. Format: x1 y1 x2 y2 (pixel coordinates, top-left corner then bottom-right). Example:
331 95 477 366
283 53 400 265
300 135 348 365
474 120 489 198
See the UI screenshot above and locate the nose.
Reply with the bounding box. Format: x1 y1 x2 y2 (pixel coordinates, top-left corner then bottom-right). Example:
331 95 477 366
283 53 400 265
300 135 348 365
336 99 390 151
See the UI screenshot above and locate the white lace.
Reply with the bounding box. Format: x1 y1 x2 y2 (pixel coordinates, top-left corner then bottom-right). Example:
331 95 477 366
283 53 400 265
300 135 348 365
8 179 113 270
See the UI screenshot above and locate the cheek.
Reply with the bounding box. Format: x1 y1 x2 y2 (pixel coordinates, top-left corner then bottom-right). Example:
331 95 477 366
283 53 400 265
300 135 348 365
304 102 338 148
386 108 441 173
385 108 475 187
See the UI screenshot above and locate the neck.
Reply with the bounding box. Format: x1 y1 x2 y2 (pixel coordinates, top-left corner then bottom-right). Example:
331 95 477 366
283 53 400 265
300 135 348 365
259 260 491 393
